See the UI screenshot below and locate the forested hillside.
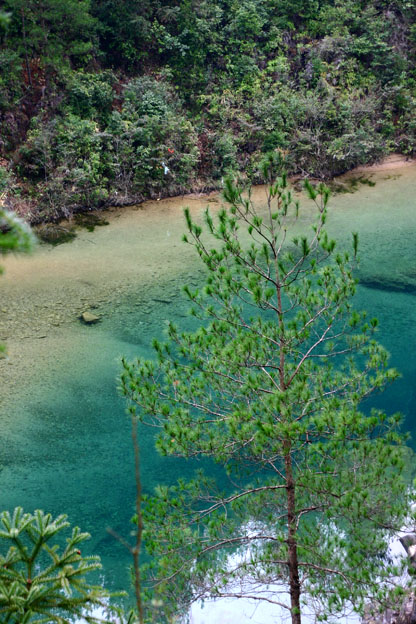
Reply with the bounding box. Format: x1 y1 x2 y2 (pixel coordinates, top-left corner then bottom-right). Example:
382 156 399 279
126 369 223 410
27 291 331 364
1 0 416 222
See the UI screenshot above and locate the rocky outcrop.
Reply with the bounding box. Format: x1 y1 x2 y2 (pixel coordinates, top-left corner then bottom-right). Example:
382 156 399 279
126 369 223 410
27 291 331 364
363 535 416 624
400 534 416 570
363 596 416 624
358 273 416 295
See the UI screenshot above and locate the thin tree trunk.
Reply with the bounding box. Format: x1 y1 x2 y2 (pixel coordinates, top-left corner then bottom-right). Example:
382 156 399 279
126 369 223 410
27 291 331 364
285 449 302 624
274 226 302 624
131 415 144 624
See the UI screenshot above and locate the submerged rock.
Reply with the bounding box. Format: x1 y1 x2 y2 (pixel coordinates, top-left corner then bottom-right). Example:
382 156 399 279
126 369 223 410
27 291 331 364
362 535 416 624
153 298 172 304
35 224 77 246
400 533 416 568
363 595 416 624
358 273 416 294
73 213 109 232
80 311 101 324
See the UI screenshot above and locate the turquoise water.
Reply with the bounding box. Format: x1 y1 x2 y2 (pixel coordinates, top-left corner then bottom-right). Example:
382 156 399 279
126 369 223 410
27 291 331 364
1 167 416 602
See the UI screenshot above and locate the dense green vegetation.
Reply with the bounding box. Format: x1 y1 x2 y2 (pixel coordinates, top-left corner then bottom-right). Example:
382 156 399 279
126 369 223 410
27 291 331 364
1 0 416 222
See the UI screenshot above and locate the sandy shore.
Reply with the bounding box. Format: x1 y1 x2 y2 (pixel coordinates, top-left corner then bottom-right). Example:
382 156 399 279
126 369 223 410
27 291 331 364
352 153 416 173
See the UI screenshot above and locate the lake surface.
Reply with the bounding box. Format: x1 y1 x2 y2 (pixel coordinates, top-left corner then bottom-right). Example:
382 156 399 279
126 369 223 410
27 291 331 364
1 164 416 608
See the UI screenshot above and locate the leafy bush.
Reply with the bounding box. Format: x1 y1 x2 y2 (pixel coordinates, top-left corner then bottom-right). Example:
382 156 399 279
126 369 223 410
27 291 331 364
209 132 238 179
122 77 173 118
107 77 199 197
18 114 108 219
0 166 11 194
66 71 115 124
0 50 22 110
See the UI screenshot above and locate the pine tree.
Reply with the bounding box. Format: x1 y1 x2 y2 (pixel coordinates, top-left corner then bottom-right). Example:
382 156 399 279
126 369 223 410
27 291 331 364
121 154 409 624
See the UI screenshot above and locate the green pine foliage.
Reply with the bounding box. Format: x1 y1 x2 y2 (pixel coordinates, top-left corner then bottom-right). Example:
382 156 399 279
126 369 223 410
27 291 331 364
0 507 122 623
121 155 410 623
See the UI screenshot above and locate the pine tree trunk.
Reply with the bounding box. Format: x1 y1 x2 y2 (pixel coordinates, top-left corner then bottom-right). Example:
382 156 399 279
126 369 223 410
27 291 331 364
285 450 302 624
276 255 301 623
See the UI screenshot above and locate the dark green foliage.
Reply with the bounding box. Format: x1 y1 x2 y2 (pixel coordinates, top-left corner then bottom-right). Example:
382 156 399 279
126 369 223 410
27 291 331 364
121 161 409 623
1 0 416 220
66 72 115 124
90 0 155 71
3 0 97 75
0 50 22 110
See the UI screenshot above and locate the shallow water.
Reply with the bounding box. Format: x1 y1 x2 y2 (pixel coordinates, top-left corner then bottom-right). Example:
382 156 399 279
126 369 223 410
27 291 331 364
1 167 416 603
